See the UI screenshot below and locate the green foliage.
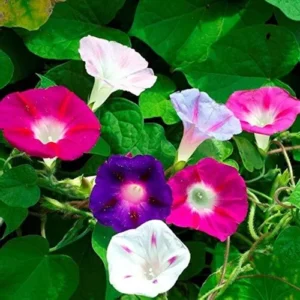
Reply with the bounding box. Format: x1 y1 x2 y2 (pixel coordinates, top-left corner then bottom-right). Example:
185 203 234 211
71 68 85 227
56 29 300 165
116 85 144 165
139 75 179 124
0 50 13 89
0 236 79 299
234 136 264 172
97 98 144 154
287 182 300 208
266 0 300 21
0 165 40 208
182 25 299 102
131 0 272 67
19 0 129 60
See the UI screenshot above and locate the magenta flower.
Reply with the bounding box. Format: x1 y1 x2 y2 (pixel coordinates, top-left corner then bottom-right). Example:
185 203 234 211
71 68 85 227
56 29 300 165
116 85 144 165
0 86 100 160
79 36 157 111
89 155 172 232
226 87 300 150
171 89 241 162
167 158 248 241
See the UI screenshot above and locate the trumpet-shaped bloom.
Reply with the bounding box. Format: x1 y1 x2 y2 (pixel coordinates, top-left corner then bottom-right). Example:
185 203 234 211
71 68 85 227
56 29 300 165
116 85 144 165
0 86 100 160
107 220 190 297
89 155 172 232
167 158 248 241
79 36 157 111
171 89 241 162
226 87 300 150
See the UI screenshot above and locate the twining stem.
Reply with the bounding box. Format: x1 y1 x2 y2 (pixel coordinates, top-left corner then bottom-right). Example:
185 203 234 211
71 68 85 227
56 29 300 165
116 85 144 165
41 197 93 219
272 141 296 187
248 204 260 241
198 284 225 300
266 213 292 241
274 186 294 209
3 152 27 171
268 145 300 155
246 165 265 183
208 237 231 300
248 188 273 203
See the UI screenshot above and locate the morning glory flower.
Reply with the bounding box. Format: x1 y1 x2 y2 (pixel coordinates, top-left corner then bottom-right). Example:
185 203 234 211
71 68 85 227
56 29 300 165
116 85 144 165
167 158 248 241
171 89 241 162
0 86 100 161
227 87 300 150
107 220 191 297
89 155 173 232
79 36 157 111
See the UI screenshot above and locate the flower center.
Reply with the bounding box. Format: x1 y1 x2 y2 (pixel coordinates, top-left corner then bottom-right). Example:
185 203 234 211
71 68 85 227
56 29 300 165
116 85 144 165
32 117 66 144
187 183 216 212
143 261 161 280
121 183 145 204
247 108 276 127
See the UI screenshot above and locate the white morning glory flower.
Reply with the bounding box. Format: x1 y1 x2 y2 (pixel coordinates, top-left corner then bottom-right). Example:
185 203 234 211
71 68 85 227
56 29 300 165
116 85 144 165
79 36 157 111
107 220 191 297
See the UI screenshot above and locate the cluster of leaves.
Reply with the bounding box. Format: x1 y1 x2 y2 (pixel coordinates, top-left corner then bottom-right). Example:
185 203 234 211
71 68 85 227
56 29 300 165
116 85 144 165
1 0 300 299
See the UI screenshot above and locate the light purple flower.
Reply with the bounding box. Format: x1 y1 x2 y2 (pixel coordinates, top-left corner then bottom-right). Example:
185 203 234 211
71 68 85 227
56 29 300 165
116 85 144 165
107 220 191 297
171 89 242 162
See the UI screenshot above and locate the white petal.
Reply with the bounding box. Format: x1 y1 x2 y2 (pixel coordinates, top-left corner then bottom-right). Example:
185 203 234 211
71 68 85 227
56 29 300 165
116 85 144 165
79 36 157 100
107 220 191 297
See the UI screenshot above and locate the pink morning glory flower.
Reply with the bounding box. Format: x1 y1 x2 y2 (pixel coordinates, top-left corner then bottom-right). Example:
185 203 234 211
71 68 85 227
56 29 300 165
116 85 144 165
226 87 300 150
167 158 248 241
0 86 100 161
171 89 241 162
107 220 190 297
79 36 157 111
89 155 173 232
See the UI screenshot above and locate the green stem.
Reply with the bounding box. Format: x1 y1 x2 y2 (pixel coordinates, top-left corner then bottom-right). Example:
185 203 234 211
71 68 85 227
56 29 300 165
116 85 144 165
248 204 260 241
232 232 252 247
272 141 295 187
266 213 292 241
3 152 27 171
246 165 265 183
198 284 225 300
41 197 93 219
248 188 273 203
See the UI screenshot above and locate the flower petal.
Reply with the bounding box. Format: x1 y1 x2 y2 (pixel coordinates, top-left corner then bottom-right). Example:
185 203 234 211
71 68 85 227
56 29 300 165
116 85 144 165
226 87 300 135
107 220 190 297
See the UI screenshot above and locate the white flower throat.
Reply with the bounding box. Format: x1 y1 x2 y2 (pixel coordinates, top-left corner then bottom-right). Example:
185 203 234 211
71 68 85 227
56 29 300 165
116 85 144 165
32 118 66 144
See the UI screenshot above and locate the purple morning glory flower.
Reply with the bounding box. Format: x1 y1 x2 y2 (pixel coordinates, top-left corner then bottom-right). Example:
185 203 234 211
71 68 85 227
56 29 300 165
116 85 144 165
89 155 173 232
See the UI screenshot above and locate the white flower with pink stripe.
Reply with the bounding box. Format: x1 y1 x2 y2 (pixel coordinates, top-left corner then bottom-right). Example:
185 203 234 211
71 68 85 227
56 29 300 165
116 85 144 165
106 220 190 297
79 36 157 111
171 89 242 162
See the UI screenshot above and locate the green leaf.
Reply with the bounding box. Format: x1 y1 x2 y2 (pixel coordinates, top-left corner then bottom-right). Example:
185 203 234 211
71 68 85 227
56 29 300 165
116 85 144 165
0 165 40 208
59 235 106 300
36 74 56 88
0 30 41 83
180 241 206 280
223 253 300 299
92 223 120 300
0 235 79 299
44 61 93 100
90 137 111 157
97 98 144 154
57 0 126 25
274 226 300 265
189 140 233 165
130 0 272 67
0 200 28 238
0 0 56 30
131 123 176 168
266 0 300 21
287 182 300 208
139 75 179 125
0 49 13 89
234 136 264 172
224 159 239 170
211 243 240 275
182 25 299 102
20 0 130 60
